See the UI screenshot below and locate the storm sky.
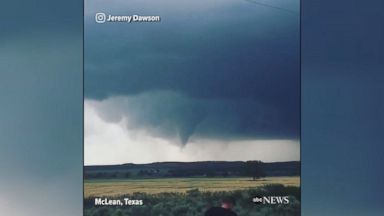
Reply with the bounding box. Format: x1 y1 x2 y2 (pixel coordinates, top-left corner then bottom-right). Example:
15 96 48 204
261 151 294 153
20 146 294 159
85 0 300 165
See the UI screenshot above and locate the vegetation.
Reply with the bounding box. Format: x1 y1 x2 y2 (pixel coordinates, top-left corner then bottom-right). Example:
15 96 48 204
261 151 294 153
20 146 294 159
84 161 301 215
84 184 300 216
85 177 299 198
244 160 266 180
85 161 300 180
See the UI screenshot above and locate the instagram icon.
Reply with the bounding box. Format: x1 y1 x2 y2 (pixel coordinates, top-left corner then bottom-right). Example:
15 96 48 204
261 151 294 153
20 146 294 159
95 13 106 23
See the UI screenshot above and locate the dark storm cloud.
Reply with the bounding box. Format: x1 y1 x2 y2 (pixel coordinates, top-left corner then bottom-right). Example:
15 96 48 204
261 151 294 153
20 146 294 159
89 91 297 145
85 0 299 143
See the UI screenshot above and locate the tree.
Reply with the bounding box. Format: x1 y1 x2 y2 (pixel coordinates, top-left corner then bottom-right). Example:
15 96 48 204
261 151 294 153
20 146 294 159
124 172 131 178
244 160 265 180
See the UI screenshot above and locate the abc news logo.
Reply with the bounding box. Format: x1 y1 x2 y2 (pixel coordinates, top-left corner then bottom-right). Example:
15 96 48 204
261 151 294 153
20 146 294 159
252 196 290 205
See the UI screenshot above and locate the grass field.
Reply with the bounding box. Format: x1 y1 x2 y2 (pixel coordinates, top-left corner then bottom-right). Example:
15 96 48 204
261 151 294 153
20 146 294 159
84 176 300 198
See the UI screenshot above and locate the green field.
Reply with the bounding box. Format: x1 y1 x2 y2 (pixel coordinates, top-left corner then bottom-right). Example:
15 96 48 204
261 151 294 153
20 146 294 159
84 176 300 198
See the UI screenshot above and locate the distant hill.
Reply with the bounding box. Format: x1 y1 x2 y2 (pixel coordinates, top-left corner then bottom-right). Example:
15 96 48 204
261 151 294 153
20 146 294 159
84 161 300 179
